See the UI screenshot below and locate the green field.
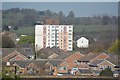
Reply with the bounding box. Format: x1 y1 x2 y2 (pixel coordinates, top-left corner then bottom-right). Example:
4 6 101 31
14 25 117 35
14 26 35 35
74 25 117 33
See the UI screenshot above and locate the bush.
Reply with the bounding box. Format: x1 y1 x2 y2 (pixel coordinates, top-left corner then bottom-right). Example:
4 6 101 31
99 68 113 76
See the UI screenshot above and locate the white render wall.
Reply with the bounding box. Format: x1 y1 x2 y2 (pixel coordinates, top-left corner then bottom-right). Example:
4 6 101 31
35 25 44 50
35 25 73 51
77 37 89 48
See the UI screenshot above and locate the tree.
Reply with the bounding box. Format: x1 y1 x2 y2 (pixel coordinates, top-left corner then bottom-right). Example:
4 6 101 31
99 68 113 76
14 26 18 30
2 33 15 48
67 11 75 24
108 40 120 54
2 25 9 31
67 11 75 18
102 15 110 25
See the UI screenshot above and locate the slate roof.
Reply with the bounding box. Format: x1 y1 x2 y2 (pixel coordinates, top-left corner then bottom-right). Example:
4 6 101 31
37 47 66 59
34 60 47 66
16 48 34 57
13 60 32 68
89 60 105 66
55 52 74 60
78 69 93 74
113 69 120 74
2 48 34 58
107 54 119 66
2 48 15 58
48 59 63 66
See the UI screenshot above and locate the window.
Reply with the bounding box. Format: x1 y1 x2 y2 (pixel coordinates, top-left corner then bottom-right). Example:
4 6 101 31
48 43 50 45
52 43 54 45
52 40 54 42
100 66 104 70
69 30 72 32
69 40 72 42
64 66 67 70
81 41 83 43
69 33 72 35
48 29 50 31
108 66 112 69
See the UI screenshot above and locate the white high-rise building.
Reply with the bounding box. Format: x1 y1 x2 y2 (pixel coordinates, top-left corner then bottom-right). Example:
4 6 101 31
35 25 73 51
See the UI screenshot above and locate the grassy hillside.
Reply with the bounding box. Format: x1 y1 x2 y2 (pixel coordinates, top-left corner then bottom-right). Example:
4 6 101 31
74 25 117 33
14 26 35 35
14 25 117 35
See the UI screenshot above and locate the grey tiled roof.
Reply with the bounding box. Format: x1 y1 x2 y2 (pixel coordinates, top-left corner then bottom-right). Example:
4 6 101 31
13 60 32 68
78 69 93 74
2 48 15 58
89 60 105 66
107 54 119 66
2 48 34 58
48 59 63 66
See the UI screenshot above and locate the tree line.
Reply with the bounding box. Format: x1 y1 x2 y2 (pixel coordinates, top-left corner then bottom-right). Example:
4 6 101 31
2 8 118 31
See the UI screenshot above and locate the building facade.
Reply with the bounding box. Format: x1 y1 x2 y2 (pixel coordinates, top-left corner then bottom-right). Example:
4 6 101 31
35 25 73 51
77 37 89 48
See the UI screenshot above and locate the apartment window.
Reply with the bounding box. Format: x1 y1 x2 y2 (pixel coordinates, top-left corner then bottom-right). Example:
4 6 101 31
48 43 50 45
52 36 54 38
52 26 54 28
69 33 72 35
69 30 72 32
52 40 54 42
48 29 50 31
48 33 50 35
69 47 71 49
52 29 55 31
69 26 71 28
52 43 54 45
69 40 72 42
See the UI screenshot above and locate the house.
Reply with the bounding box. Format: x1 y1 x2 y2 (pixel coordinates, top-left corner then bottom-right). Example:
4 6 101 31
89 59 116 71
37 47 65 59
77 37 89 48
44 59 62 72
56 52 84 70
2 48 34 61
5 60 47 75
65 52 84 69
57 61 69 74
77 52 109 65
45 19 60 25
2 48 28 61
